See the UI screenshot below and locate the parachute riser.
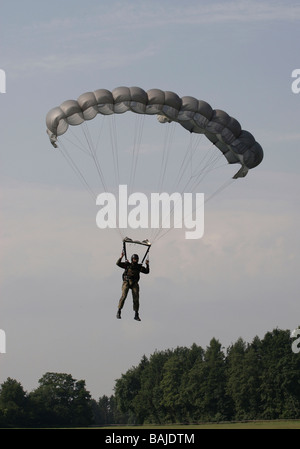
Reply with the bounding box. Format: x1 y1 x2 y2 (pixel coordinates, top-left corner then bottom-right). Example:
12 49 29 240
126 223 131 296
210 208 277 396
122 237 151 265
122 240 128 262
141 245 151 265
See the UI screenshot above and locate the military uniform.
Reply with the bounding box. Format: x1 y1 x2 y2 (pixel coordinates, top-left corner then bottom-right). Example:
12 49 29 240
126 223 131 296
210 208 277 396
116 256 149 320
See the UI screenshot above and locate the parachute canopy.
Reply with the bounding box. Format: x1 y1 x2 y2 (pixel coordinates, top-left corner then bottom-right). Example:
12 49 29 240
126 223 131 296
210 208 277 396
46 86 263 179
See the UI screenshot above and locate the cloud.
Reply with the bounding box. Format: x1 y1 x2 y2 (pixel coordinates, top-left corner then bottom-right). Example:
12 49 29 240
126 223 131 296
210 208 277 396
6 44 159 77
4 0 300 77
82 1 300 29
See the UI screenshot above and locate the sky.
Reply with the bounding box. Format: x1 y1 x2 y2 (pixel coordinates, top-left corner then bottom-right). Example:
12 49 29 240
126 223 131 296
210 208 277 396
0 0 300 399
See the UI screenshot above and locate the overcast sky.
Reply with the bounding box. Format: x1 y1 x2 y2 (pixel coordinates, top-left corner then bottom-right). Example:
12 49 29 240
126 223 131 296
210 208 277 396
1 0 300 399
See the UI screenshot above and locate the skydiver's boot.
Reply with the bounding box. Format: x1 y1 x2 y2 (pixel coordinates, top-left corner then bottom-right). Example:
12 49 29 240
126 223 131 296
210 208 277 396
116 309 121 319
134 312 141 321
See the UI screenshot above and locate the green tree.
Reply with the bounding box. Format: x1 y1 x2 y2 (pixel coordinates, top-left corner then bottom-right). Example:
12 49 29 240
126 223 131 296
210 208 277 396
0 378 27 427
97 395 111 424
179 344 204 422
96 394 125 424
189 338 229 421
241 336 263 418
259 328 300 419
226 337 247 419
134 350 173 424
29 372 93 426
160 353 186 422
226 337 261 419
160 346 200 423
114 365 143 424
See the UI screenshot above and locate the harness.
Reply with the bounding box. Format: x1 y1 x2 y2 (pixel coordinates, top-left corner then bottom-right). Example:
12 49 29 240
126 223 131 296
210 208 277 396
121 237 151 287
122 263 141 284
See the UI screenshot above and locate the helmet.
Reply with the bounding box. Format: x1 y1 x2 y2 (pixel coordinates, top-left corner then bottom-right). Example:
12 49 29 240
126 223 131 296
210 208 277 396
131 254 139 262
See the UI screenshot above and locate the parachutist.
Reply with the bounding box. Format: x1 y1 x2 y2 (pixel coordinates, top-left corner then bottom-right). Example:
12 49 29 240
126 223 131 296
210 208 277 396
116 251 149 322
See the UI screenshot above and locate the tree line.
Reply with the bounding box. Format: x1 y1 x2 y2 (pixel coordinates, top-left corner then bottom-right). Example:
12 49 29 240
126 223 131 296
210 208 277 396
114 328 300 424
1 327 300 427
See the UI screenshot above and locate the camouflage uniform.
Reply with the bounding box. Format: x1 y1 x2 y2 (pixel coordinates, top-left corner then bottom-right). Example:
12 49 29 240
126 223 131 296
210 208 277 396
116 257 149 314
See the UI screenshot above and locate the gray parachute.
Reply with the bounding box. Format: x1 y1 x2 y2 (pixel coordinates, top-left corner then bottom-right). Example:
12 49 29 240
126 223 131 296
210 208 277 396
46 86 263 178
